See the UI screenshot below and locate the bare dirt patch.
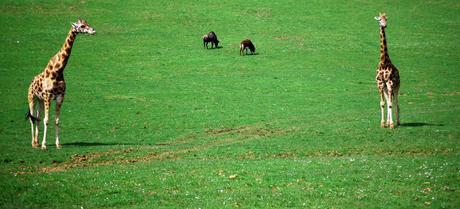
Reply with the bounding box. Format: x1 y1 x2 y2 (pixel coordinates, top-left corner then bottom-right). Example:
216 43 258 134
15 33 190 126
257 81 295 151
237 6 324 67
274 36 289 41
443 92 460 96
205 126 280 137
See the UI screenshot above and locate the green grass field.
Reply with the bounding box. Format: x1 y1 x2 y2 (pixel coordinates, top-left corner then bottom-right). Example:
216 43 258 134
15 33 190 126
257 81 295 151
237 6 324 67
1 0 459 208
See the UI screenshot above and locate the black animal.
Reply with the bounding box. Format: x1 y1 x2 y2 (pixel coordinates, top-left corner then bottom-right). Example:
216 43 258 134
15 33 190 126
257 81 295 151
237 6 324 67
203 31 219 49
239 39 255 55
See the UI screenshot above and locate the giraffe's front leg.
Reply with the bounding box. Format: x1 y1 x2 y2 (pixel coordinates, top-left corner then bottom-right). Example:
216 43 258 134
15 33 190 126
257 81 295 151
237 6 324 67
394 88 400 126
41 97 51 150
55 95 64 149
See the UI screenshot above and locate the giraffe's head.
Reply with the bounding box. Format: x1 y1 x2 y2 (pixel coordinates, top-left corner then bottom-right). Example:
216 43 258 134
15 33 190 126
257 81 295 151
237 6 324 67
72 18 96 35
374 13 387 28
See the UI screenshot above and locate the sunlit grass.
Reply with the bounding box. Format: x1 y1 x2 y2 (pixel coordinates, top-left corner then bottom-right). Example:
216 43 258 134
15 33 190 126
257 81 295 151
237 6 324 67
0 0 459 208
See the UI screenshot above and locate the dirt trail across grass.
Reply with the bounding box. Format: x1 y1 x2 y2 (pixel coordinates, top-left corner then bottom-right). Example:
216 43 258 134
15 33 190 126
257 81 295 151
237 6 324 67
17 126 283 175
14 124 455 175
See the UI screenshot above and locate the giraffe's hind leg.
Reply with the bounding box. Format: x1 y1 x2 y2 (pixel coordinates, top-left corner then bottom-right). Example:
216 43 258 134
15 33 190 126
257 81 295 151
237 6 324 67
28 96 40 148
384 91 391 127
34 102 44 147
386 85 395 129
377 80 386 128
393 87 400 126
378 90 386 128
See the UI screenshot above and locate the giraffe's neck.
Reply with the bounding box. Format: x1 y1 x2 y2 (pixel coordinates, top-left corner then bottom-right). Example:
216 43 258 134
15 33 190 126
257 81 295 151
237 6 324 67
379 27 391 64
46 28 77 76
59 28 78 65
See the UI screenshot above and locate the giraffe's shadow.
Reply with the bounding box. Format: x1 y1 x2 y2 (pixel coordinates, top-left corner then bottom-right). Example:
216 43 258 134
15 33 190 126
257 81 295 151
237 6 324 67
399 122 444 127
63 142 139 147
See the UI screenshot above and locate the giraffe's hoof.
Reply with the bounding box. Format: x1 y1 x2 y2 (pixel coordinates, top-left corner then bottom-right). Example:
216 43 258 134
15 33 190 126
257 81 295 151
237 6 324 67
32 143 40 148
380 122 386 128
56 144 62 149
41 145 47 150
390 123 395 129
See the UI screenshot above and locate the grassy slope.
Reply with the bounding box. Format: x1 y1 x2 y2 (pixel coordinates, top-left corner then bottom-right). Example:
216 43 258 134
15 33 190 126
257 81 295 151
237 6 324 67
0 0 459 208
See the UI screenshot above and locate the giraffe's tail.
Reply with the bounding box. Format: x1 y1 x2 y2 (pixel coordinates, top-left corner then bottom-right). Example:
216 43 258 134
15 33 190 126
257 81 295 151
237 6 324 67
25 110 39 124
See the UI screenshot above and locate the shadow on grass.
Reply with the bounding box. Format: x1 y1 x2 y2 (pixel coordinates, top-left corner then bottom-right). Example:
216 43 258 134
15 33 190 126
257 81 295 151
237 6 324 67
400 122 444 127
63 142 138 147
206 46 223 50
241 52 259 56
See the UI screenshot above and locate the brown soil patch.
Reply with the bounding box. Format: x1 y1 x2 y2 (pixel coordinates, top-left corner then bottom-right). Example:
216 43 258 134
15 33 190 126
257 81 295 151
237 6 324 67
443 92 460 96
274 36 289 41
206 126 280 137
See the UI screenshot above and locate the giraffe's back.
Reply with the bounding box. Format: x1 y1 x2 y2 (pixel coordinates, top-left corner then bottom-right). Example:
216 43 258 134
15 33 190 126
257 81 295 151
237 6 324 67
376 63 400 90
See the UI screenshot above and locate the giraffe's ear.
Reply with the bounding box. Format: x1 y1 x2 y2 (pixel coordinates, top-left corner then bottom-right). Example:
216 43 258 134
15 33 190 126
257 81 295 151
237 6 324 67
374 16 380 21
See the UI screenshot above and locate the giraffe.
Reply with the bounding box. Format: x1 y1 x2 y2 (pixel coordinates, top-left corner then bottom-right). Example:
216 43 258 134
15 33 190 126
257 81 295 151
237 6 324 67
27 18 96 149
374 13 400 129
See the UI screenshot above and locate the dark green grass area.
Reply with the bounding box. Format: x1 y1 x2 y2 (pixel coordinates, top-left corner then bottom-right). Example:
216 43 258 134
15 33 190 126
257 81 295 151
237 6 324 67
0 0 459 208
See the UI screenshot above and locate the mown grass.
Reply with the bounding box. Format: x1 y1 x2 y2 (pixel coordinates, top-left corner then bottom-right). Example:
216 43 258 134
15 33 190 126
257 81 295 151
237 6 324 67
0 0 459 208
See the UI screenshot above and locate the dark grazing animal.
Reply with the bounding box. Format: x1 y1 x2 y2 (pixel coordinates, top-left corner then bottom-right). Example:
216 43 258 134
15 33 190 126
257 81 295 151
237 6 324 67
239 39 255 55
203 31 219 49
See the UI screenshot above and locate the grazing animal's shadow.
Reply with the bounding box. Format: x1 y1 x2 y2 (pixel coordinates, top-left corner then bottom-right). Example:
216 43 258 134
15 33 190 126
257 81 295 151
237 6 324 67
242 52 259 56
207 46 223 50
400 122 444 127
